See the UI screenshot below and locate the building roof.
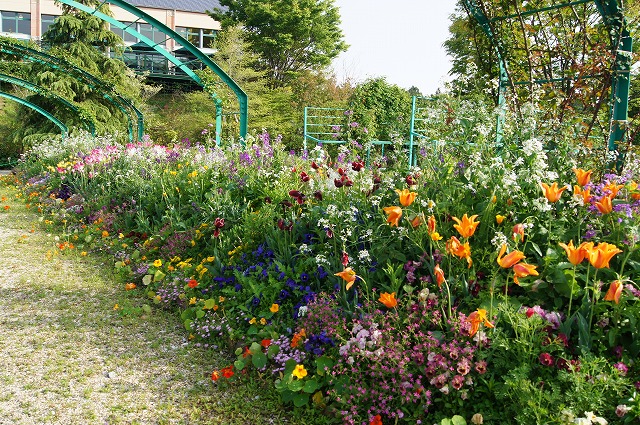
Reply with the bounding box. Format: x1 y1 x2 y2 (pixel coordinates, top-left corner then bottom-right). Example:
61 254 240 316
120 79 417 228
124 0 223 14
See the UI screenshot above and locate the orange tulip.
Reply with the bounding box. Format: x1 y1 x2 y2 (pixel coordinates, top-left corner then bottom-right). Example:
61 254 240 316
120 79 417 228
434 264 445 287
395 188 417 207
512 262 539 285
379 292 398 308
335 267 357 290
446 236 472 268
427 215 437 234
603 182 623 198
595 194 613 214
410 214 424 228
512 223 525 242
497 244 525 268
468 308 494 337
628 181 640 200
573 185 592 204
540 182 567 203
452 214 480 238
383 206 402 227
573 168 592 187
585 242 622 269
558 240 588 265
603 280 623 304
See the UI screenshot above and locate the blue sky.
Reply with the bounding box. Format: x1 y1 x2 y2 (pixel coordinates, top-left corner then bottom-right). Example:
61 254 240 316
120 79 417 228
331 1 459 95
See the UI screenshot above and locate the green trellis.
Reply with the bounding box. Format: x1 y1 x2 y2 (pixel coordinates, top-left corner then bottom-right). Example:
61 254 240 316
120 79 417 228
0 37 143 141
0 91 68 139
0 73 95 135
56 0 248 145
462 0 633 159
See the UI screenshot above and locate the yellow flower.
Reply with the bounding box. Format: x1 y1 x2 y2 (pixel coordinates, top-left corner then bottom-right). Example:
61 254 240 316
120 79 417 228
495 215 506 224
378 292 398 308
101 230 109 238
270 303 279 313
430 232 443 241
292 364 308 379
249 317 257 325
153 259 163 268
189 297 197 305
452 214 480 238
124 282 137 291
395 188 417 207
80 251 87 257
383 206 402 227
113 304 119 310
540 182 567 203
260 318 267 325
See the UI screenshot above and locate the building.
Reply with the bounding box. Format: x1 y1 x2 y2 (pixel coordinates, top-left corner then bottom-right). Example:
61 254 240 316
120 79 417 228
0 0 223 82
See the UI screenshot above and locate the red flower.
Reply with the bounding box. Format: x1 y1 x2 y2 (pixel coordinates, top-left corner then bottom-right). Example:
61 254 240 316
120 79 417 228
370 415 383 425
261 339 272 348
188 279 198 288
221 365 234 379
539 352 554 366
211 370 220 381
300 171 310 182
214 217 225 228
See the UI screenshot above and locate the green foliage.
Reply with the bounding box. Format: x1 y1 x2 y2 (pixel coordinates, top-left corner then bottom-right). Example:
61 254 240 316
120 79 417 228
211 0 348 87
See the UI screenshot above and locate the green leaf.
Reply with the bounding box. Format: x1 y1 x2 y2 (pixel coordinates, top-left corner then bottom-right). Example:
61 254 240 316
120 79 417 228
252 351 267 369
153 269 166 282
195 309 205 319
131 250 140 260
204 299 217 309
302 379 318 393
576 312 592 354
315 356 334 376
288 379 304 392
234 359 245 370
249 342 262 355
292 393 309 407
142 274 152 286
267 343 280 358
141 304 151 314
183 319 192 331
247 325 258 335
451 415 467 425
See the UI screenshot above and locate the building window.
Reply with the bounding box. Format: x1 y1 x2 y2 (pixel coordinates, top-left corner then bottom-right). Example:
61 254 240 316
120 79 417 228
139 23 166 46
175 26 202 48
41 14 58 35
202 29 216 49
110 22 137 43
1 11 31 36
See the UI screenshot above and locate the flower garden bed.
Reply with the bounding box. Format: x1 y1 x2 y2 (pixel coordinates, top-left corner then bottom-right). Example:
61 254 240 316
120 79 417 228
11 131 640 424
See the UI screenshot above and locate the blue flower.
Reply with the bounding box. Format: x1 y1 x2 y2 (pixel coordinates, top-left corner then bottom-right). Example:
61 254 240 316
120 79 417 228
300 273 310 283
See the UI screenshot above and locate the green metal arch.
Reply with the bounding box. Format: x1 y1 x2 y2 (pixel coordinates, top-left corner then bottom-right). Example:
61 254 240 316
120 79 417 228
461 0 632 158
57 0 248 144
0 91 68 138
0 73 95 135
0 38 143 141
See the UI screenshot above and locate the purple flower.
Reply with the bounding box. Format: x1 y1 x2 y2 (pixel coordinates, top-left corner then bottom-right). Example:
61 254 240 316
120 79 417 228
614 362 628 376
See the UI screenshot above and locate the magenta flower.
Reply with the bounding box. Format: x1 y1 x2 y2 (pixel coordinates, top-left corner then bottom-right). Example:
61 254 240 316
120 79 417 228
539 353 554 366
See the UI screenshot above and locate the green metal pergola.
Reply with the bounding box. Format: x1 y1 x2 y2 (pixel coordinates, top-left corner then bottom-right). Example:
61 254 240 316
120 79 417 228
56 0 248 145
0 37 143 141
462 0 633 157
0 91 68 139
0 73 95 135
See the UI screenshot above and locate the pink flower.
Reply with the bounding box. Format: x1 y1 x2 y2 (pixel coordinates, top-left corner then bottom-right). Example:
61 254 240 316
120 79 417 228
614 362 629 376
474 360 487 374
451 375 465 390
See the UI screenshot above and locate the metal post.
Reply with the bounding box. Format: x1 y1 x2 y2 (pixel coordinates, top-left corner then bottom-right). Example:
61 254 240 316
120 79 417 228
303 106 308 151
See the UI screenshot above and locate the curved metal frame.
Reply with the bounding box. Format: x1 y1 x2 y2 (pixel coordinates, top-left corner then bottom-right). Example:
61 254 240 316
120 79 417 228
0 73 96 135
0 91 68 138
0 38 143 141
57 0 248 144
462 0 632 158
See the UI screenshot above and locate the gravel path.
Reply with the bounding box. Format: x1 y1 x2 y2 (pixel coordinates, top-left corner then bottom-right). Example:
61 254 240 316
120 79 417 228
0 184 223 425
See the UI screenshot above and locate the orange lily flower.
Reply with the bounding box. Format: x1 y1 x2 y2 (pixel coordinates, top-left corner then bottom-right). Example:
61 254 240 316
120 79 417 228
512 223 525 242
383 206 402 226
512 262 539 285
573 168 592 187
540 182 567 203
595 194 613 214
427 215 437 234
446 236 472 268
434 264 445 287
497 244 525 268
335 267 357 290
410 214 424 228
585 242 622 269
603 280 623 304
558 240 588 265
573 185 592 204
378 292 398 308
452 214 480 238
395 188 417 207
468 308 494 337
